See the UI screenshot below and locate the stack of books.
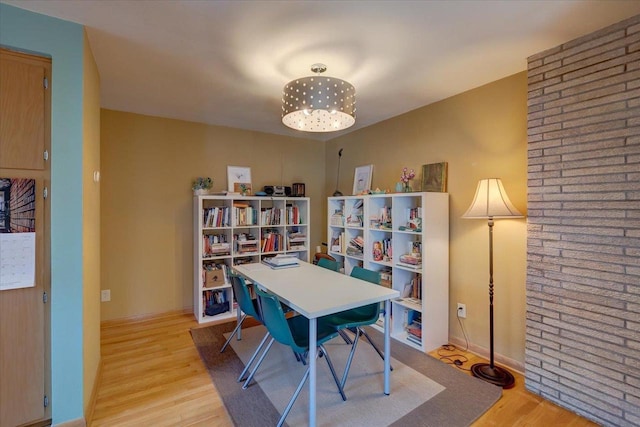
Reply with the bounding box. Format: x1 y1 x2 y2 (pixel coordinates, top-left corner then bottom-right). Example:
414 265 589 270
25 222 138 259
262 254 300 269
346 235 364 258
406 310 422 346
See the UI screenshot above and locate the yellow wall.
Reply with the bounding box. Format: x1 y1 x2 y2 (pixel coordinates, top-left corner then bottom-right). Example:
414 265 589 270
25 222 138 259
100 111 325 320
326 72 528 368
82 30 101 413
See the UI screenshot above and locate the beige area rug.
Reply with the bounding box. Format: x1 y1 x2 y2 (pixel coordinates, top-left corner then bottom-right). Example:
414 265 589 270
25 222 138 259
229 325 444 427
191 322 502 427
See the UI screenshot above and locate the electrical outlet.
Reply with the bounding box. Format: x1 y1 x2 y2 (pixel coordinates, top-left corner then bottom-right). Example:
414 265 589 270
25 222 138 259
457 303 466 318
101 289 111 302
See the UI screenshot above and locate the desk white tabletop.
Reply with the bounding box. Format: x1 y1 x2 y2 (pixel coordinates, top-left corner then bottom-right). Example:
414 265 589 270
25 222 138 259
233 262 399 319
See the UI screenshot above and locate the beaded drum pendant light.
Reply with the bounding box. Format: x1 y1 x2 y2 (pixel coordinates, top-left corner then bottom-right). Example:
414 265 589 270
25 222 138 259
282 63 356 132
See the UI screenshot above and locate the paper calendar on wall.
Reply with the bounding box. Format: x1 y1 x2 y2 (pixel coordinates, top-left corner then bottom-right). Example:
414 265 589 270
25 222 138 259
0 178 36 291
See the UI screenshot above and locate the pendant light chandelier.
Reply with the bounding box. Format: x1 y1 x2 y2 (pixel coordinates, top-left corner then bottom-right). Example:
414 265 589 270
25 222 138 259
282 63 356 132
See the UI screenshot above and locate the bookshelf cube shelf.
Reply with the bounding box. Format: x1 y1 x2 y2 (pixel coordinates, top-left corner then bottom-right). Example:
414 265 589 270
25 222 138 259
328 192 449 352
194 195 310 323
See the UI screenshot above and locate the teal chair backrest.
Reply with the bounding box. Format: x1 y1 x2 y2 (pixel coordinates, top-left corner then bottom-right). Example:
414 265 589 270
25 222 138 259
349 266 381 319
350 266 381 285
317 257 340 272
230 275 261 321
255 287 305 354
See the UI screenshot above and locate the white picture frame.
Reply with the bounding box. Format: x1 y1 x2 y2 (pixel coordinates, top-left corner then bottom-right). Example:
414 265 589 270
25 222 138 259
352 164 373 195
227 166 252 194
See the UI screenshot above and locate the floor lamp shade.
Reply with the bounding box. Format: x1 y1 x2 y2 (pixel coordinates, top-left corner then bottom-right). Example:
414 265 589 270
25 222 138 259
462 178 522 388
462 178 523 219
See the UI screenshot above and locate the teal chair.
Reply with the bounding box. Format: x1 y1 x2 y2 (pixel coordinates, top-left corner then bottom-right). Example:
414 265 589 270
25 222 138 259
317 257 340 272
221 275 272 383
251 287 346 427
326 266 391 389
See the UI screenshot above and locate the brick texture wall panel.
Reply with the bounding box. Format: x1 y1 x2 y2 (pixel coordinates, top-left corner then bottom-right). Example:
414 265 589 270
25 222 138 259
543 101 629 125
564 52 640 82
526 15 640 426
562 87 640 113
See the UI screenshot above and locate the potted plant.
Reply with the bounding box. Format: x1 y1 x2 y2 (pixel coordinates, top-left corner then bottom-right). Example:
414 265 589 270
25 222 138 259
192 177 213 195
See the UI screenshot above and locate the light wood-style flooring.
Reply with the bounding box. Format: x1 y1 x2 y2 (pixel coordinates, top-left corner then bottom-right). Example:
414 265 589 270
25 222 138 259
90 311 597 426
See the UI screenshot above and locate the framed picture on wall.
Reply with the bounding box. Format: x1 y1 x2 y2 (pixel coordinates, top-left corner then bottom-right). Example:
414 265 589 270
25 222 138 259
227 166 252 194
421 162 448 192
352 164 373 195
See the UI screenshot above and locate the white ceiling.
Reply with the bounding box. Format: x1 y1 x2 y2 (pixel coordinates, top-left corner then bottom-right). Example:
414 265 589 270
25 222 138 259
4 0 640 141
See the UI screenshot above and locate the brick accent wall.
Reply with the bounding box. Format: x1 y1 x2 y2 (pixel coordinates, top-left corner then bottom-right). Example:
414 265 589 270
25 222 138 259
526 15 640 427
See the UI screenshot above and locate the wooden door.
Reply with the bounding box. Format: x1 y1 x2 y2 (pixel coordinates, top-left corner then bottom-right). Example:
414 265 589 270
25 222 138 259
0 50 47 170
0 48 51 427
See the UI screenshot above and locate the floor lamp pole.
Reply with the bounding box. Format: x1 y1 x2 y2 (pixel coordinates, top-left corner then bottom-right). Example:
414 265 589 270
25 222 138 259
470 217 516 389
332 148 343 196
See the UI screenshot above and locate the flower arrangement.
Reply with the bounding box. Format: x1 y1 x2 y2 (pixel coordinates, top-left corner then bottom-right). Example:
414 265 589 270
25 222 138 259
192 177 213 193
400 167 415 192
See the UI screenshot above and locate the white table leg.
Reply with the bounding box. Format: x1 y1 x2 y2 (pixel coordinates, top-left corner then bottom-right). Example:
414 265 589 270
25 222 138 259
236 305 242 340
309 316 317 426
384 299 391 395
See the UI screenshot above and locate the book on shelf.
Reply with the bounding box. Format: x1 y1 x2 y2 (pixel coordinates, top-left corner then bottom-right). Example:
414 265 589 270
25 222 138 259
396 260 422 269
235 233 259 253
287 230 307 250
406 322 422 338
233 257 254 266
346 235 364 257
234 204 257 225
397 241 422 268
261 229 283 252
400 274 422 299
369 205 392 230
330 230 345 253
345 200 363 226
203 206 230 227
203 234 231 257
202 288 229 316
286 204 302 225
331 210 345 226
406 333 422 345
260 207 283 226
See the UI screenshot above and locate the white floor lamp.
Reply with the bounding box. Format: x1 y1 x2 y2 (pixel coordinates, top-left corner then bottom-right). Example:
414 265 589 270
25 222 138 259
462 178 523 389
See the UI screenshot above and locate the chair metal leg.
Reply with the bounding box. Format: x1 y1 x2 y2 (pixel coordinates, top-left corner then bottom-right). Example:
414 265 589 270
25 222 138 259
277 365 310 427
338 329 353 345
319 344 347 401
237 331 270 382
242 337 275 389
277 347 346 427
340 328 361 389
220 313 247 353
360 328 393 371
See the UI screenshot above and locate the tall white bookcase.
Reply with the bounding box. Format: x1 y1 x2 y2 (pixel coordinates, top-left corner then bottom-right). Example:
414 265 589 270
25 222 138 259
327 192 449 352
194 195 310 323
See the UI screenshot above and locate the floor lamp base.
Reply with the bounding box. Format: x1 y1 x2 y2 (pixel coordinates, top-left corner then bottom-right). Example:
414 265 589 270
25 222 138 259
471 363 515 389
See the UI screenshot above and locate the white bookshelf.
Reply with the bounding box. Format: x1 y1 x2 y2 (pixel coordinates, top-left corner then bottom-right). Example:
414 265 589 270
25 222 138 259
328 192 449 352
194 195 310 323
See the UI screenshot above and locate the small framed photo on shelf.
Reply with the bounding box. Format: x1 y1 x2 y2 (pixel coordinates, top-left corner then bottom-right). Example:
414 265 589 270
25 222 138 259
227 166 252 194
421 162 448 192
353 164 373 195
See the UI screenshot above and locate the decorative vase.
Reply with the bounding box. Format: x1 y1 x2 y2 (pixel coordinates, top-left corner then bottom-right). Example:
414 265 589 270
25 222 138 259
403 183 412 193
395 182 404 193
194 188 209 195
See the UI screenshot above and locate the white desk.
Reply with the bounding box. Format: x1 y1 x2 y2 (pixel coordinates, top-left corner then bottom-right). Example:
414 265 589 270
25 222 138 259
233 261 399 427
